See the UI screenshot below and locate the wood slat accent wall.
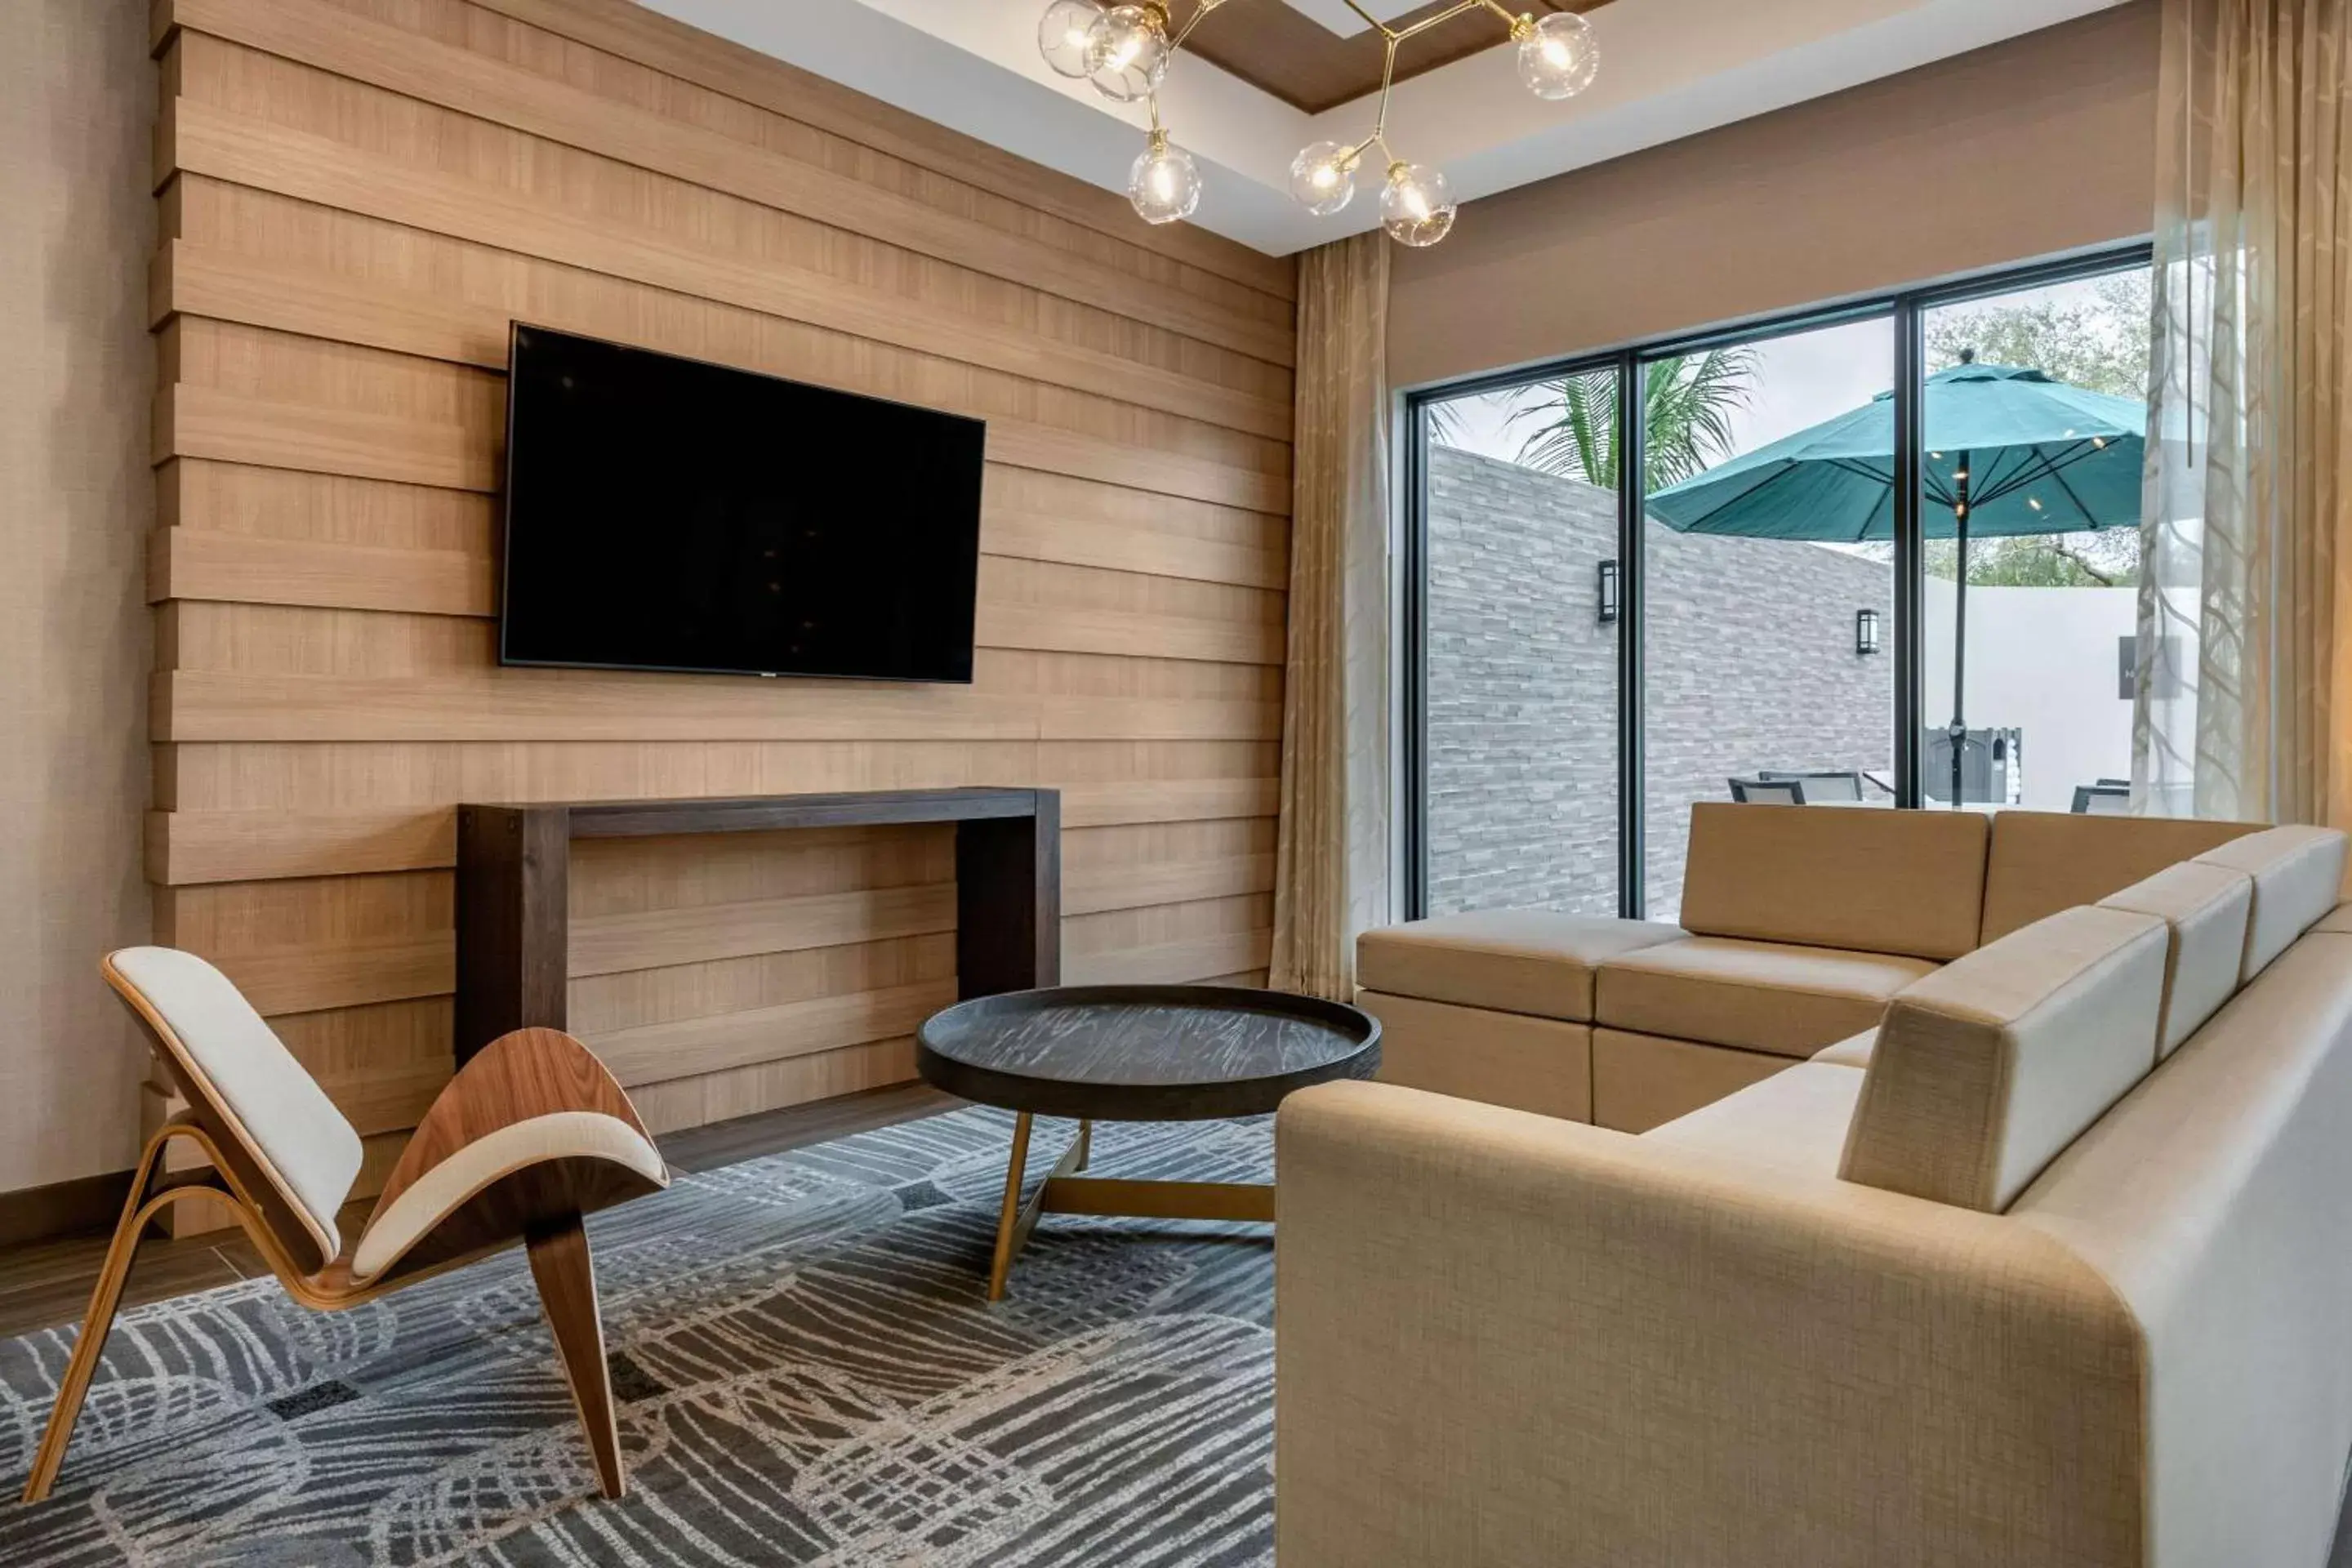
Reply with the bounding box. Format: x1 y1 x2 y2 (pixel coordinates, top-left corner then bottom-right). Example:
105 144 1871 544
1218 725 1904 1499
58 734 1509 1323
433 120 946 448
144 0 1294 1178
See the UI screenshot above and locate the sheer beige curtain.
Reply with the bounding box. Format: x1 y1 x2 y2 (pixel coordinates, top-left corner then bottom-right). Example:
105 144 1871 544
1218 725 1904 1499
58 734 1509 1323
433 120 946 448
2136 0 2352 825
1271 232 1392 1000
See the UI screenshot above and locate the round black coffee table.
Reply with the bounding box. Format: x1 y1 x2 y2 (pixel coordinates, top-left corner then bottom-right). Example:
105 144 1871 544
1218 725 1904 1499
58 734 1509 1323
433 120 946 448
917 985 1379 1299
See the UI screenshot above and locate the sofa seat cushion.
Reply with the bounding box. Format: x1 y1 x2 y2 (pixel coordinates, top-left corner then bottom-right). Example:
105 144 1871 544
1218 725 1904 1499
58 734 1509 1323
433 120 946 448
1811 1029 1876 1068
1595 938 1936 1058
1590 1030 1792 1133
1356 911 1685 1023
1644 1062 1865 1181
2316 901 2352 934
1355 991 1592 1123
2192 826 2352 982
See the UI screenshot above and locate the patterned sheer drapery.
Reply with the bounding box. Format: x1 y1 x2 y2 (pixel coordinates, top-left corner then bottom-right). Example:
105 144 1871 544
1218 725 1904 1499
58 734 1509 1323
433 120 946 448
2135 0 2352 825
1271 233 1391 1000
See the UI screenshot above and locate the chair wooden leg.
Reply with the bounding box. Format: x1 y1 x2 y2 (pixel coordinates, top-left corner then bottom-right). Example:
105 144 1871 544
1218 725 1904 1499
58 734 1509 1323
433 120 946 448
526 1212 625 1501
21 1139 170 1504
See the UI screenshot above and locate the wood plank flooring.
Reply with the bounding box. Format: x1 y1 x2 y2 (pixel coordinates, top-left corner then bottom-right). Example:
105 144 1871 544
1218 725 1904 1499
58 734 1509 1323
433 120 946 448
0 1081 956 1341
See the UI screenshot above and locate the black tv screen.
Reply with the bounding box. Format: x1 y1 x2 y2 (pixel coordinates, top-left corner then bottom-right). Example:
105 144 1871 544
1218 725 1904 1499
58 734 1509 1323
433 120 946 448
500 325 987 683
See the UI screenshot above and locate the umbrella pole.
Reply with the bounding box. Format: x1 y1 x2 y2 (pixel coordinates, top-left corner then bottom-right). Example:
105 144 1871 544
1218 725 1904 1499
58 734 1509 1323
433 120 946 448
1947 455 1971 809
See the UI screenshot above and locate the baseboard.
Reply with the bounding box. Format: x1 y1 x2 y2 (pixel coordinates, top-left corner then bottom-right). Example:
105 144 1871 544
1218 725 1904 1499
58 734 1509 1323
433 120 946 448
0 1169 135 1249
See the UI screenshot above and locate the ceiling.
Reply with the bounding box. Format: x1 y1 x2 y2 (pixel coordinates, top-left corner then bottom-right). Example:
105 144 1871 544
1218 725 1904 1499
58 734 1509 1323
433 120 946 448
1184 0 1588 115
638 0 2136 257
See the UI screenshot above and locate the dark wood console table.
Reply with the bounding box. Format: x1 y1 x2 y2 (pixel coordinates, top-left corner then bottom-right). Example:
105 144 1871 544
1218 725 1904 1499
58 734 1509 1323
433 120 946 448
454 787 1060 1066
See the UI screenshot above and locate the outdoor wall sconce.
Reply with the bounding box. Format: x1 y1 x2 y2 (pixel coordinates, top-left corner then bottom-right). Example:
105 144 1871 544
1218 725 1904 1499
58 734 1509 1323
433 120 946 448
1597 559 1620 624
1856 608 1882 656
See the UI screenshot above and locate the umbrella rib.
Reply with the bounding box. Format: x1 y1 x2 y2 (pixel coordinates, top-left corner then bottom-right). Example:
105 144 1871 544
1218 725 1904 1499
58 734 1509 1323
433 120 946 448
2043 458 2104 530
1980 439 2108 520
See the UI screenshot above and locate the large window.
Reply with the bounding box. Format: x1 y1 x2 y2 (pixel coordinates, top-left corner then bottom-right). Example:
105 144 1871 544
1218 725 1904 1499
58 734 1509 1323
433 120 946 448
1404 249 2154 920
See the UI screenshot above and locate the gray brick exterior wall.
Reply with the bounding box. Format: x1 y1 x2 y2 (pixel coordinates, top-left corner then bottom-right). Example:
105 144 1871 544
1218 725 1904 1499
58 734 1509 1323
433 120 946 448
1427 448 1894 921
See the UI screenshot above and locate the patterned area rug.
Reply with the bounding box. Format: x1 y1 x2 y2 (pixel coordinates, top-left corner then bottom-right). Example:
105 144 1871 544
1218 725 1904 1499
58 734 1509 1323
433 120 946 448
0 1107 1277 1566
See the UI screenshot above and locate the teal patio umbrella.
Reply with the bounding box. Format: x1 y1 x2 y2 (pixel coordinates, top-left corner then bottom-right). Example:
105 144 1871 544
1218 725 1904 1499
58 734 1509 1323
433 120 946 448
1644 354 2145 807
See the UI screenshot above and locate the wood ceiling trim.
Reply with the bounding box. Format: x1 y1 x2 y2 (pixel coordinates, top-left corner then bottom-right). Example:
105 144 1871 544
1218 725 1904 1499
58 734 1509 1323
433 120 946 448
1184 0 1602 115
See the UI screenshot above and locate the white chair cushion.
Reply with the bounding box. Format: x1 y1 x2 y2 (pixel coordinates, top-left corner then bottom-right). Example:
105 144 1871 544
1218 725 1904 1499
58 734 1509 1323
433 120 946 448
350 1111 666 1284
109 947 363 1263
2192 826 2350 981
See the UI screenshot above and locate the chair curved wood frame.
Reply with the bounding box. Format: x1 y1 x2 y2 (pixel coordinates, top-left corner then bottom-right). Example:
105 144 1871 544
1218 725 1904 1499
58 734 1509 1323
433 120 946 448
20 966 670 1508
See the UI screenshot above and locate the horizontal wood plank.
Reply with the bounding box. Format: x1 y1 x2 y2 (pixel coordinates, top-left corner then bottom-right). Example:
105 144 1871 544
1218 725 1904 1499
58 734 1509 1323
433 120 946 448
568 884 958 978
150 525 492 616
1064 853 1276 916
154 670 1282 744
583 979 957 1089
216 936 452 1018
1066 929 1275 985
627 1036 919 1136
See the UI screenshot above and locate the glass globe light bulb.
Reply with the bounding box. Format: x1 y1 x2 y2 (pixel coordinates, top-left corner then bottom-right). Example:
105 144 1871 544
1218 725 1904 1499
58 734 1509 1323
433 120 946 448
1515 11 1599 100
1037 0 1105 78
1128 132 1201 225
1085 3 1171 104
1380 162 1457 247
1289 140 1359 216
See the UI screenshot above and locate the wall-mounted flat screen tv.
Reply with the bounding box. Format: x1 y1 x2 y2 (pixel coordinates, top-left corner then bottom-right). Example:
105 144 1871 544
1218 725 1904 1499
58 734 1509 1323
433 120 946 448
500 325 987 683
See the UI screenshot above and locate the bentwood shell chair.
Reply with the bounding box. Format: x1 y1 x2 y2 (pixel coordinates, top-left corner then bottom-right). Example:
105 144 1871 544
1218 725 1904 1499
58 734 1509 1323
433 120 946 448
20 947 670 1505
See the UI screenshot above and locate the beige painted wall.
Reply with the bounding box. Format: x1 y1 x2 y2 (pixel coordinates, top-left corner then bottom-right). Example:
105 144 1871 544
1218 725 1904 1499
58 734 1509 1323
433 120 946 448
0 0 157 1191
1389 1 2161 388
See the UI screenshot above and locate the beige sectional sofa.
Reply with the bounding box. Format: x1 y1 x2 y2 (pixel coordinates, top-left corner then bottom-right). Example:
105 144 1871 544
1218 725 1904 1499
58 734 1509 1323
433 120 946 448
1356 804 2258 1130
1280 816 2352 1566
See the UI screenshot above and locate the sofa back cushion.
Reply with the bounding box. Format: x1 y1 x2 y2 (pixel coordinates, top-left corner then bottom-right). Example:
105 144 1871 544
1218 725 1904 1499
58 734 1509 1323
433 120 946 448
2096 862 2253 1057
1839 906 2168 1211
2191 826 2350 981
1679 803 1988 961
1978 811 2256 945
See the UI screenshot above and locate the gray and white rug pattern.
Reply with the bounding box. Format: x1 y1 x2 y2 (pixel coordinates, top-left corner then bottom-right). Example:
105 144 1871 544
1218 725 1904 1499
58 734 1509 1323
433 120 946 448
0 1107 1277 1567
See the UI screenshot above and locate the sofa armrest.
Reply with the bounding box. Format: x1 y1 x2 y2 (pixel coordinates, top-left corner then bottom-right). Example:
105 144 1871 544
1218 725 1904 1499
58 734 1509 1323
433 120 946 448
1274 1080 2146 1568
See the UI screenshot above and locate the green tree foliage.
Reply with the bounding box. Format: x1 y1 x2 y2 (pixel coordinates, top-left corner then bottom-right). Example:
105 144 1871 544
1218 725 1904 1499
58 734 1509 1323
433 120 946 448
1505 348 1760 491
1926 272 2152 401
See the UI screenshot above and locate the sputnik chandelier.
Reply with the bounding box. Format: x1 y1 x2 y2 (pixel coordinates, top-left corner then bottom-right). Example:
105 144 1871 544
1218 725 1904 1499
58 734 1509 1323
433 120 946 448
1036 0 1600 246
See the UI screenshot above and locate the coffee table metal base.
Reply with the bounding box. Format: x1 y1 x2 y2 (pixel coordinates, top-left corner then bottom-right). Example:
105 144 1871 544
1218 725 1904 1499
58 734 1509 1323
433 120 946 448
986 1111 1275 1301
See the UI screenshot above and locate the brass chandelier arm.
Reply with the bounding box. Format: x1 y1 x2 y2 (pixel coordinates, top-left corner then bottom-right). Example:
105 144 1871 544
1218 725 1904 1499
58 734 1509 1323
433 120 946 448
1060 0 1592 243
